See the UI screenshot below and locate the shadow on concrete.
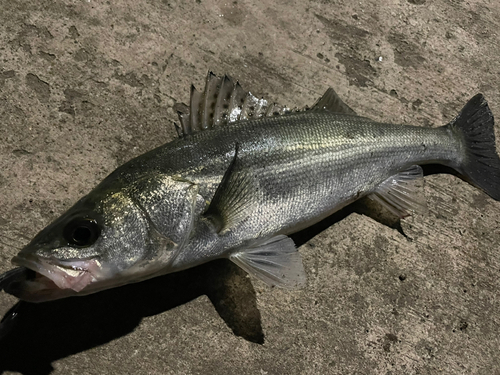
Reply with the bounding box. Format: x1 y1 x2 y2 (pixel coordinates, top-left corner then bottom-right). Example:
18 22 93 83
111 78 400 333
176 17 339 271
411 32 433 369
0 260 263 375
0 182 434 375
292 197 403 246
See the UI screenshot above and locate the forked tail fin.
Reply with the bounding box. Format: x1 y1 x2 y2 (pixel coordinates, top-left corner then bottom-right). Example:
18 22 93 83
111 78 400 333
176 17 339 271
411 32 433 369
448 94 500 201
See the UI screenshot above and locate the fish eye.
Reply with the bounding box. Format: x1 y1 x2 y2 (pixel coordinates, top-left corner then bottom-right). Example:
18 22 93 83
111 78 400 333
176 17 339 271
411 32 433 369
63 218 101 247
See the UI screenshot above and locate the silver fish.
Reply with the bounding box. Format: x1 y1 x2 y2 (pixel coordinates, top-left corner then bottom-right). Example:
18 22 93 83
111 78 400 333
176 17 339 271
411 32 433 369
1 72 499 302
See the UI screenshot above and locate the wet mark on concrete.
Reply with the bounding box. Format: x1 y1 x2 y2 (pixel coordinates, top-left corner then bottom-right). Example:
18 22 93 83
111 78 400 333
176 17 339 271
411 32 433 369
352 238 389 276
388 33 426 69
379 87 419 108
58 101 74 116
38 51 56 62
316 52 331 63
220 3 246 26
59 88 86 116
315 14 369 44
412 98 423 110
68 25 80 39
472 193 489 211
113 72 144 88
335 53 375 87
25 73 51 102
18 24 53 40
12 149 32 157
349 293 370 318
383 333 399 352
9 24 53 54
374 234 390 249
64 88 84 101
416 339 435 359
1 70 16 79
80 100 95 116
0 70 16 87
408 0 426 4
74 48 91 62
458 320 468 332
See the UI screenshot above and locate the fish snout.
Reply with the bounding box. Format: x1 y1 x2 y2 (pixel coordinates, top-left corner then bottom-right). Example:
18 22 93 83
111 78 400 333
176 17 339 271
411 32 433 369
11 253 102 292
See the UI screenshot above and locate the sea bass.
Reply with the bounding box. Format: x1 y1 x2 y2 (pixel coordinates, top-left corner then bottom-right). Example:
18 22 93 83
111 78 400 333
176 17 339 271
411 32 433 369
1 73 499 302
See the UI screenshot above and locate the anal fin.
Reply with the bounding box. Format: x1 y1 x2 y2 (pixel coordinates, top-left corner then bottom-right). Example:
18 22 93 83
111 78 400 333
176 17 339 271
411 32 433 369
369 165 427 218
230 235 306 289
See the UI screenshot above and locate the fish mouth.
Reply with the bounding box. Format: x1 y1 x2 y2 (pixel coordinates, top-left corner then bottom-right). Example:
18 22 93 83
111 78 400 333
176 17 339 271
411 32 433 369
11 254 101 293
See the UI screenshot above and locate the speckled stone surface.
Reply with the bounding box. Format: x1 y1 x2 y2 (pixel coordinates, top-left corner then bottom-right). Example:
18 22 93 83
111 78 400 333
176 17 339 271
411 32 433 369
1 0 499 374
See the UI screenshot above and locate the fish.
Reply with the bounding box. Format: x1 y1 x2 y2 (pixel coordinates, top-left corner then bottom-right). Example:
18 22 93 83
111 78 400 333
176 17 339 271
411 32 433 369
1 72 499 303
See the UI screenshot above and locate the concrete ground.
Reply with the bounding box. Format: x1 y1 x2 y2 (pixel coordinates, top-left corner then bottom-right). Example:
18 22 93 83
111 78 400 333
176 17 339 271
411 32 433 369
1 0 500 373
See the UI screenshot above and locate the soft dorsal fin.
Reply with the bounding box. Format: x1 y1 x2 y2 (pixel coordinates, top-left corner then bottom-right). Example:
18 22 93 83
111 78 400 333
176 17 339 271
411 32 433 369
310 88 356 115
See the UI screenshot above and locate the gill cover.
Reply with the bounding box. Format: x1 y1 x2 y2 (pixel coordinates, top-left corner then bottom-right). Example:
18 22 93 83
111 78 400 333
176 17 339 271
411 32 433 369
9 174 201 300
127 174 201 265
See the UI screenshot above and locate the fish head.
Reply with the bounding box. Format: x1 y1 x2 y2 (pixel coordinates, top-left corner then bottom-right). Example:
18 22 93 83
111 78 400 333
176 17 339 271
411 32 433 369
7 180 194 302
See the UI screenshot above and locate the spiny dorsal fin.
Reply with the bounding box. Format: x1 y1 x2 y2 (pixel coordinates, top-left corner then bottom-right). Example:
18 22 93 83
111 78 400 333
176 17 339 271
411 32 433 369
214 74 235 126
311 88 356 115
201 72 221 130
172 73 355 137
172 102 190 136
173 72 298 137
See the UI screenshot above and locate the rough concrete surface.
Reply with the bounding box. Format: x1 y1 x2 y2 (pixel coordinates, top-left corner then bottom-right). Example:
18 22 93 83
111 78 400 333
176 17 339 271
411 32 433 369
1 0 500 374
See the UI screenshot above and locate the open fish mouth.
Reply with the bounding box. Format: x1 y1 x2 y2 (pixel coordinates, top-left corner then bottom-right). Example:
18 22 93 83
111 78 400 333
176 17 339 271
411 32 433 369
11 255 101 292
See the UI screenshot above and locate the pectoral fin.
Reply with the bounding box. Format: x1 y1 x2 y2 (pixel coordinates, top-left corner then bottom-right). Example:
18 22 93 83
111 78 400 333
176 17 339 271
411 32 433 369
230 235 306 289
369 165 427 218
204 145 259 233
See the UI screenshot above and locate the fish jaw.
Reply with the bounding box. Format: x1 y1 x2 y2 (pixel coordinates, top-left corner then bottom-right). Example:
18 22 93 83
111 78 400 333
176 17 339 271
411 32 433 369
11 254 103 292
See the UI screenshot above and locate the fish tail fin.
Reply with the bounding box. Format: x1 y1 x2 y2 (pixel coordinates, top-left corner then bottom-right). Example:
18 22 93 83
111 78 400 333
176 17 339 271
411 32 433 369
448 94 500 201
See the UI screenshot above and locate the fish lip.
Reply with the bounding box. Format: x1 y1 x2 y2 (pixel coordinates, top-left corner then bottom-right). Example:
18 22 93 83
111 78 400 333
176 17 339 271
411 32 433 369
11 254 100 292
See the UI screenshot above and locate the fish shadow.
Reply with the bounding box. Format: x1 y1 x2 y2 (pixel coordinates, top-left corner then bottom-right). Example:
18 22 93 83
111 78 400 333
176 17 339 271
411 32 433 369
0 260 263 375
0 191 412 375
292 197 404 247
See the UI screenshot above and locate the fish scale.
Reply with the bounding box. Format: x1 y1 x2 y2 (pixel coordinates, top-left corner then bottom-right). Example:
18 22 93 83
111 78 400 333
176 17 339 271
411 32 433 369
166 112 460 251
